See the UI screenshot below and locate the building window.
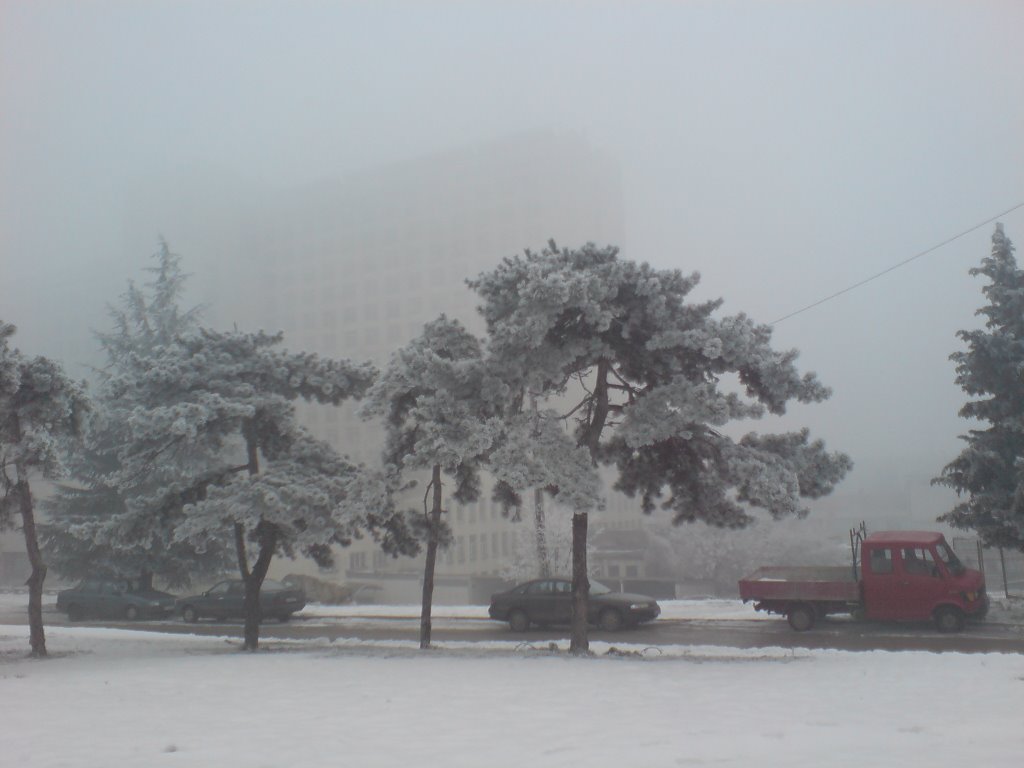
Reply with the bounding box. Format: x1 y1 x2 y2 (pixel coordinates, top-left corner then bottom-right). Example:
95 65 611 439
625 565 638 578
469 534 478 563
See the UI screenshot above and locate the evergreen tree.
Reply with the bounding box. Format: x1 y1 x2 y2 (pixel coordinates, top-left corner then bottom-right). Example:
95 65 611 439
489 393 601 579
0 322 88 657
470 241 851 653
935 224 1024 551
360 316 507 648
108 327 407 650
41 241 224 589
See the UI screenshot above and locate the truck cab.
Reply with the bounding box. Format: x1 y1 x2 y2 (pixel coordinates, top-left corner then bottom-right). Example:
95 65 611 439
859 531 988 631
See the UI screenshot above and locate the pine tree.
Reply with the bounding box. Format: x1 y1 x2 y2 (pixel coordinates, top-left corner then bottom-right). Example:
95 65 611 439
470 241 851 653
108 327 405 650
489 393 601 579
935 224 1024 551
360 316 507 648
41 241 224 589
0 322 88 657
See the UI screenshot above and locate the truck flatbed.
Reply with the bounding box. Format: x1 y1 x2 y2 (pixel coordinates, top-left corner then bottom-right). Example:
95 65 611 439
738 566 860 603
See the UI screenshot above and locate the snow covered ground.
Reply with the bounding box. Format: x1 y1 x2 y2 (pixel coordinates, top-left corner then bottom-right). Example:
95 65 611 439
2 599 1024 768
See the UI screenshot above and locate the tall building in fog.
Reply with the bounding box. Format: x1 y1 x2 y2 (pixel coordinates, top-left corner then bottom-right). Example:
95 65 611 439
186 133 645 598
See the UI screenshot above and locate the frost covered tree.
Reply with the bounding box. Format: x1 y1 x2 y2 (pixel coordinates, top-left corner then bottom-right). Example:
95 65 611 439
361 316 508 648
41 240 227 589
488 398 602 577
107 328 406 650
935 224 1024 551
501 504 576 584
0 322 88 657
470 242 851 653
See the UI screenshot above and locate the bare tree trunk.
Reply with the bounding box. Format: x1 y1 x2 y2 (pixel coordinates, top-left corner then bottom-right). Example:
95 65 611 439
534 487 550 578
569 359 611 656
420 464 443 649
16 463 47 657
242 526 277 651
237 427 276 651
569 510 590 655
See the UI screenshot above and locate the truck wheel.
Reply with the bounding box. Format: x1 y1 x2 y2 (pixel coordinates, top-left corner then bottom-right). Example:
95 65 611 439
934 606 965 633
181 605 199 623
787 604 816 632
124 605 139 621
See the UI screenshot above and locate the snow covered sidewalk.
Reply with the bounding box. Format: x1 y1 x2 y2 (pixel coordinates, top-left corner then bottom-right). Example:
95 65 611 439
2 624 1023 768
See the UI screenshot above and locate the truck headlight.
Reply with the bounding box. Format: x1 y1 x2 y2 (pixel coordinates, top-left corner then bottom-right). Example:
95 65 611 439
963 591 977 602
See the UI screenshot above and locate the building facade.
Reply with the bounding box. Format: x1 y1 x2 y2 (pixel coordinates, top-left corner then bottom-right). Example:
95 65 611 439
183 132 646 599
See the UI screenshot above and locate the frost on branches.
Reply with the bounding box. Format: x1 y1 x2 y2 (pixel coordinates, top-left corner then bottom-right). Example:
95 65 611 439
469 241 851 652
935 224 1024 551
0 321 88 657
42 241 227 590
108 327 402 649
360 316 506 648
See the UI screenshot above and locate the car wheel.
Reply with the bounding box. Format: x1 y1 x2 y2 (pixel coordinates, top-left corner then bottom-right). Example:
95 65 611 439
124 605 139 621
66 604 84 622
182 606 199 623
934 605 965 633
508 609 530 632
787 604 816 632
599 608 624 632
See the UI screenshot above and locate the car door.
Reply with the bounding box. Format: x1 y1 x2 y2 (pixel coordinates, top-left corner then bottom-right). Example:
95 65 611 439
203 581 234 617
77 579 103 616
892 547 946 621
862 545 902 620
225 581 246 617
550 579 574 624
523 581 559 623
100 581 126 618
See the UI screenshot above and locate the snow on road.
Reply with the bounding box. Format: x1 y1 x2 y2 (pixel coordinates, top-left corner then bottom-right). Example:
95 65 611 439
2 619 1023 768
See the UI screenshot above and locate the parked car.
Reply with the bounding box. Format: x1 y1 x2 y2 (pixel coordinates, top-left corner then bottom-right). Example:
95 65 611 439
488 578 661 632
176 579 307 623
56 578 177 621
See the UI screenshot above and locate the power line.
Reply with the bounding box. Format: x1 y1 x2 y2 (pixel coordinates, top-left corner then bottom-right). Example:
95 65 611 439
770 201 1024 325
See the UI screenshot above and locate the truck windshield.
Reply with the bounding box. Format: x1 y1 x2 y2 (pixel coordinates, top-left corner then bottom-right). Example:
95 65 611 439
936 542 966 576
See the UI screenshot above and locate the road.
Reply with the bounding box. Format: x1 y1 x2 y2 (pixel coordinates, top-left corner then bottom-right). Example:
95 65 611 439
6 607 1023 654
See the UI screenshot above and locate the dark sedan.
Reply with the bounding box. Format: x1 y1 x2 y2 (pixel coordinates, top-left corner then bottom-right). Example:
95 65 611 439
489 578 661 632
177 579 306 623
56 578 177 621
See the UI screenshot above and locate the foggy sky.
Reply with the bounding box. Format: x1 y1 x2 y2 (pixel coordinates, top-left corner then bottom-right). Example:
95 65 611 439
2 1 1023 530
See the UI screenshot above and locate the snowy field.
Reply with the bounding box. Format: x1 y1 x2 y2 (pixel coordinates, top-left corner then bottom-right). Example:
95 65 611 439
3 615 1024 767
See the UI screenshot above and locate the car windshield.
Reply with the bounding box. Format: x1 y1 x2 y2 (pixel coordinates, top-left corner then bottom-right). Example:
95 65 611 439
936 542 966 576
263 579 286 590
589 580 611 595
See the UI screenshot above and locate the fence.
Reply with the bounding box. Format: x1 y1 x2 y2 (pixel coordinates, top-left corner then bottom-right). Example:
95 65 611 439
951 538 1024 598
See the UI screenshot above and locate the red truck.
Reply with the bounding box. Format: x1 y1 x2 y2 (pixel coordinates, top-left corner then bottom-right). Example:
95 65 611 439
738 529 989 632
